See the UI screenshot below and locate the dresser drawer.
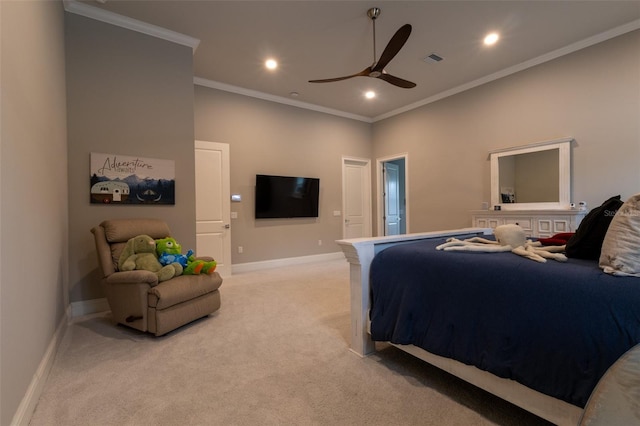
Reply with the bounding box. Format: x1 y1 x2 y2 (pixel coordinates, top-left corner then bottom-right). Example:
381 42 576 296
474 217 504 229
471 210 586 238
537 218 571 238
504 217 533 231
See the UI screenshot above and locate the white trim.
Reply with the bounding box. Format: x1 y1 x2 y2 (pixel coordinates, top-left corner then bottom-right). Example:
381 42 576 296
194 77 372 123
62 0 638 123
62 0 200 53
11 311 69 426
392 343 582 426
376 153 410 237
194 140 232 278
490 137 573 211
197 17 640 123
70 298 110 318
373 19 640 122
232 252 344 274
489 136 576 157
342 156 373 239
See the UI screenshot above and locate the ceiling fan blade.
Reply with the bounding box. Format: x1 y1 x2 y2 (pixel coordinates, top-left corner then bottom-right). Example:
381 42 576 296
377 73 416 89
372 24 412 73
309 67 371 83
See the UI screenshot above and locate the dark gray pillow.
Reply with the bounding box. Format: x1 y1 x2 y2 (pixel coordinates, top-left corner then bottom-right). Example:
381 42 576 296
565 195 623 260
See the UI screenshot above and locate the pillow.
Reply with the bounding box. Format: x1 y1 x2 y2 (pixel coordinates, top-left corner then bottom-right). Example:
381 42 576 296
599 194 640 277
565 195 623 260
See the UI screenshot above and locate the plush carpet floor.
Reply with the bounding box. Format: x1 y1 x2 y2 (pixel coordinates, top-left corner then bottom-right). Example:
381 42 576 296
30 259 551 425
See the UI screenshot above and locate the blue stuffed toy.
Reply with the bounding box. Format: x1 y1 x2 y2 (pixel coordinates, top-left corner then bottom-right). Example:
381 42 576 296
156 237 216 275
156 237 191 267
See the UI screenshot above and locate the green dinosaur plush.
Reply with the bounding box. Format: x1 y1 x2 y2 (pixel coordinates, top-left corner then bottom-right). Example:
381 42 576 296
118 234 182 282
183 257 217 275
156 237 216 275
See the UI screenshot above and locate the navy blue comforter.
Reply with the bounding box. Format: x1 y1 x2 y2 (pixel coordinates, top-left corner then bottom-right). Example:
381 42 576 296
369 236 640 407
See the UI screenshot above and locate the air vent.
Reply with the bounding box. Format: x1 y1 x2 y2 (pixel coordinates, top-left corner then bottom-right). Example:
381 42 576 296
423 53 444 63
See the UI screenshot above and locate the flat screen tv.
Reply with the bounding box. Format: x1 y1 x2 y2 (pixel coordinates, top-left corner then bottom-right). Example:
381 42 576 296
255 174 320 219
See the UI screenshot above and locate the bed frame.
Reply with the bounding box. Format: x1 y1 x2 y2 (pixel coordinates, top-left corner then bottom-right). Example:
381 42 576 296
337 228 584 426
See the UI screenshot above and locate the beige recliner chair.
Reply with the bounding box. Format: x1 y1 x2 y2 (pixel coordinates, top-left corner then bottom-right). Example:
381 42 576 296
91 218 222 336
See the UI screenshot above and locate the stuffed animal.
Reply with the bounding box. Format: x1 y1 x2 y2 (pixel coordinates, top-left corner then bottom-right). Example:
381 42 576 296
155 237 217 275
118 234 182 282
156 237 190 268
436 224 567 263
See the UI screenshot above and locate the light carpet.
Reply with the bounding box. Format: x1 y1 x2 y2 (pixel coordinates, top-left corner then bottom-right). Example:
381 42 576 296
30 259 551 425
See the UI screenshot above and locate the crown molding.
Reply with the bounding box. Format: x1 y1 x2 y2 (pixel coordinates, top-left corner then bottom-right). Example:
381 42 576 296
194 77 373 123
196 18 639 124
374 19 640 122
62 0 200 53
61 1 638 124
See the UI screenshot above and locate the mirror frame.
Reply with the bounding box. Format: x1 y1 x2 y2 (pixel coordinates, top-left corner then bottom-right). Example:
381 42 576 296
490 137 573 211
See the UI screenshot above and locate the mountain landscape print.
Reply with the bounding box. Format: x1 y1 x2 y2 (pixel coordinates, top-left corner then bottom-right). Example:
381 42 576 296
90 153 175 205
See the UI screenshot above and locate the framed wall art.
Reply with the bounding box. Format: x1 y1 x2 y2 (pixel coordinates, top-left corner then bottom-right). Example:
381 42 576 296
90 152 175 204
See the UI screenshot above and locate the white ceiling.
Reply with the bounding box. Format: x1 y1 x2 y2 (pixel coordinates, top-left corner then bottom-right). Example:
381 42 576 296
74 1 640 121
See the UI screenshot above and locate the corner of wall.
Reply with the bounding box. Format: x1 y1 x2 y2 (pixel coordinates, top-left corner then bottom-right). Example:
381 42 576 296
11 311 69 426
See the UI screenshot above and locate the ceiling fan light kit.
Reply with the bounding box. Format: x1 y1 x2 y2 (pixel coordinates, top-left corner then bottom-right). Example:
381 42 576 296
309 7 417 89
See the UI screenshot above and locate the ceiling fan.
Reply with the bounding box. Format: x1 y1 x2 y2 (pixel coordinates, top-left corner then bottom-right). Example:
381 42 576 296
309 7 416 89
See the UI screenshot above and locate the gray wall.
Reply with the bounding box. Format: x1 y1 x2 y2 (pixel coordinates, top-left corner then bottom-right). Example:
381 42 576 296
372 30 640 233
2 8 637 422
65 14 196 303
0 1 68 424
194 87 372 263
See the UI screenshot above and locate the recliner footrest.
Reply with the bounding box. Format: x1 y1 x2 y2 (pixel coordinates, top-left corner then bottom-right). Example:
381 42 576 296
148 273 222 309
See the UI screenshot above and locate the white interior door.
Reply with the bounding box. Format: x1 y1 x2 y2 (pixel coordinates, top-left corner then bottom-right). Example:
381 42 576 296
195 140 231 277
376 153 409 236
384 162 401 236
342 158 372 239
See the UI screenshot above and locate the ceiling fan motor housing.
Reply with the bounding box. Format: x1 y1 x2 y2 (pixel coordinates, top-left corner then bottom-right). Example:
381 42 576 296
367 7 381 20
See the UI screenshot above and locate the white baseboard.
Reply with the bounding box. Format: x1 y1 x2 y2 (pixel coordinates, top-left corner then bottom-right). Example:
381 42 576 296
232 251 344 274
10 252 344 424
70 297 110 318
67 252 346 314
66 253 346 316
11 310 69 426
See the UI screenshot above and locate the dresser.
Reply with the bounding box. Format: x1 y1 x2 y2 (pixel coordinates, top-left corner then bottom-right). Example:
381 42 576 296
471 209 586 238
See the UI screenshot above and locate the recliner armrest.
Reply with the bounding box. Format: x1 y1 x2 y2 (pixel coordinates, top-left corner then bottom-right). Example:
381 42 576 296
104 270 160 287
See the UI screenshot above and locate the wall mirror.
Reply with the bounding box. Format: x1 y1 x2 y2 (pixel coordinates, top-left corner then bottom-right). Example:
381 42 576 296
490 137 573 210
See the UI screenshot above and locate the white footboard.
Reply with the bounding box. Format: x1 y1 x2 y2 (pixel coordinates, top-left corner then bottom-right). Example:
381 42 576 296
337 228 492 357
336 227 584 426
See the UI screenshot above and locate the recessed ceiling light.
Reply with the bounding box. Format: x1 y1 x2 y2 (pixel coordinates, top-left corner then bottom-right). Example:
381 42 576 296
484 32 499 46
265 59 278 70
365 91 376 99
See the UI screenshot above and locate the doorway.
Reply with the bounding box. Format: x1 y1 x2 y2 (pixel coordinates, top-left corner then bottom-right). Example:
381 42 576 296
342 157 372 239
377 154 408 236
194 140 232 277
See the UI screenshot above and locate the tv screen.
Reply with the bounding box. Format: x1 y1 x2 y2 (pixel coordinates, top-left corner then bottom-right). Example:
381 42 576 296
255 174 320 219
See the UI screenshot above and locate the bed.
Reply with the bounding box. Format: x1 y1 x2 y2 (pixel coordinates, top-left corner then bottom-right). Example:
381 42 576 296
337 227 640 426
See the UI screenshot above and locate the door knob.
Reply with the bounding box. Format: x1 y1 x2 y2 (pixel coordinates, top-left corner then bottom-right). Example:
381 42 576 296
224 224 230 229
